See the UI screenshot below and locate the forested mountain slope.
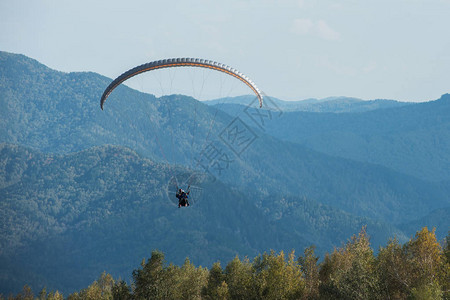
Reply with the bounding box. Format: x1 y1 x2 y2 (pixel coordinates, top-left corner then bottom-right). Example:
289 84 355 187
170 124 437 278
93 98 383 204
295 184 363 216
1 51 448 294
1 51 448 225
0 143 406 294
260 94 450 182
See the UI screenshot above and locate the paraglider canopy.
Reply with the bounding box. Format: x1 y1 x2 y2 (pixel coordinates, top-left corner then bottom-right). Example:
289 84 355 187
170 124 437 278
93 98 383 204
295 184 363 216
100 58 263 109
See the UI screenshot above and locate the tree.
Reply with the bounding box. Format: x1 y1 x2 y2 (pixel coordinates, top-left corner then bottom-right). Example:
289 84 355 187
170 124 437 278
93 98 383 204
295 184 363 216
132 250 166 299
112 280 132 300
47 291 64 300
7 285 34 300
68 272 114 300
159 264 181 300
298 245 320 299
177 258 208 300
225 256 255 300
443 232 450 300
377 238 410 299
253 250 304 300
202 262 229 300
318 227 379 299
404 227 445 299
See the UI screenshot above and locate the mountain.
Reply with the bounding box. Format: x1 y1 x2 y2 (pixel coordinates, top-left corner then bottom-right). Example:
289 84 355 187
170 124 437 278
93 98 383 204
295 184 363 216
207 94 450 183
0 51 448 294
1 51 447 225
205 95 409 113
255 94 450 182
0 143 278 293
0 143 407 294
398 207 450 240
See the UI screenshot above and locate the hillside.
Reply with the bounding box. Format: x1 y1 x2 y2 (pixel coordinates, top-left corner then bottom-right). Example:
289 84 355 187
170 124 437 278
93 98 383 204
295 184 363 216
0 143 407 294
398 206 450 240
257 94 450 182
1 51 448 225
1 51 449 294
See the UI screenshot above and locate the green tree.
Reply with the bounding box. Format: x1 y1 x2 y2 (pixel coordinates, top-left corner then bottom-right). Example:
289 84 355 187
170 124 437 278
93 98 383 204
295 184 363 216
443 232 450 300
410 281 443 300
318 253 339 298
7 285 34 300
202 262 229 300
377 238 410 299
225 256 255 300
132 250 166 299
68 272 114 300
160 264 181 300
298 245 320 299
253 250 304 300
177 258 208 300
112 280 132 300
318 227 379 299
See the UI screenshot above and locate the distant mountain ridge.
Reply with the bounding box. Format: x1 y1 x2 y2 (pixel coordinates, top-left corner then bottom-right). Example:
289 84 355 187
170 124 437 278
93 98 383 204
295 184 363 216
205 94 410 113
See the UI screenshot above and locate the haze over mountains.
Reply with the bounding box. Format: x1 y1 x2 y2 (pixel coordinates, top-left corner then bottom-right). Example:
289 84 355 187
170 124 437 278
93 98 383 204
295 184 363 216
0 51 449 294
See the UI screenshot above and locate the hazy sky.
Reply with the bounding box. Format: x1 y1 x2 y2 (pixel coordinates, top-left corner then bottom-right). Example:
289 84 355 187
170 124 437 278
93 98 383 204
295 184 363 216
1 0 449 102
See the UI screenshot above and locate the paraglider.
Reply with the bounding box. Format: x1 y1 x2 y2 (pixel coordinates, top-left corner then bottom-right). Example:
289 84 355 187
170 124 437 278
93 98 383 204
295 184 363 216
100 58 263 109
100 58 263 207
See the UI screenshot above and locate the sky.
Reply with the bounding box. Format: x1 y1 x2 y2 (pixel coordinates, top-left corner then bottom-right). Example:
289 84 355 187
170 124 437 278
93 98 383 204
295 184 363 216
1 0 449 102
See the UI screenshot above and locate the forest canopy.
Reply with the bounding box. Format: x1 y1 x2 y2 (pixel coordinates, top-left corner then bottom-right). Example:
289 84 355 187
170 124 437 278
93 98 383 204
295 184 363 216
3 227 448 300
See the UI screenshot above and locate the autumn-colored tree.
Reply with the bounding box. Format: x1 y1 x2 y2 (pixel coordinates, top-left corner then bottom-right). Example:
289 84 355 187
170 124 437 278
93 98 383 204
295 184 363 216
406 228 442 285
404 227 444 299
